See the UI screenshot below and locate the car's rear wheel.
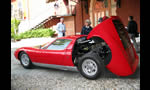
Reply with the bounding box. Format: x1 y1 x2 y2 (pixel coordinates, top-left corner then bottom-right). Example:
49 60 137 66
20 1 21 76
19 52 33 69
82 59 98 76
78 51 104 80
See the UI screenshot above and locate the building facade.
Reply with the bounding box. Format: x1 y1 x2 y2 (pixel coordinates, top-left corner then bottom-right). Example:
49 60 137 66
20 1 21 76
57 0 140 36
11 0 140 35
74 0 140 35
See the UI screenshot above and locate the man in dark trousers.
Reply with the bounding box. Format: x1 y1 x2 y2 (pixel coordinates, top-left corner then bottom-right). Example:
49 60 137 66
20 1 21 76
127 16 139 52
81 19 93 35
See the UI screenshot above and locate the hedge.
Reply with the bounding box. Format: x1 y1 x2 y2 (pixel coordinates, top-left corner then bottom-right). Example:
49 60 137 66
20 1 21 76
14 28 55 40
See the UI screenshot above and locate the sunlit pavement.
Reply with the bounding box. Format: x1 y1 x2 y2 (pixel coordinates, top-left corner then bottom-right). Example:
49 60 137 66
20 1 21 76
11 37 56 48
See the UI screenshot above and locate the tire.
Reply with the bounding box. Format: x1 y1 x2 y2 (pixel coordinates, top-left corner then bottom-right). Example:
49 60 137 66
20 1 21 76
78 51 104 80
91 43 112 65
19 52 33 69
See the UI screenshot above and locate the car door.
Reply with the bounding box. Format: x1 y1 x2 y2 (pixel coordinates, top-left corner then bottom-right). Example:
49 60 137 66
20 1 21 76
33 39 72 65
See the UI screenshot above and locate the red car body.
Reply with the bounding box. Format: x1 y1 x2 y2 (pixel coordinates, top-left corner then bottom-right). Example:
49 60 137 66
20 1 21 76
14 16 139 77
14 35 84 66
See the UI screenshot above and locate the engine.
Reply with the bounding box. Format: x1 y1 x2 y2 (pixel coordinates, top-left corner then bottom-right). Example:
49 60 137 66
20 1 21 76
72 36 112 66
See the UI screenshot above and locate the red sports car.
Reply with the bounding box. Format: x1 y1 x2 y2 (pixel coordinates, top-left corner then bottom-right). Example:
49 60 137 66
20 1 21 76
14 16 139 80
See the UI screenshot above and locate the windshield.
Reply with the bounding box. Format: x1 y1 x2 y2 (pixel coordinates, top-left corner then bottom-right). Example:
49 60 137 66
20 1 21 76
40 42 51 49
46 39 72 50
112 20 131 49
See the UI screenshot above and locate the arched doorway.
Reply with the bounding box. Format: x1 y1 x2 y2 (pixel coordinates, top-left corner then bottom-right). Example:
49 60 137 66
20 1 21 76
89 0 117 27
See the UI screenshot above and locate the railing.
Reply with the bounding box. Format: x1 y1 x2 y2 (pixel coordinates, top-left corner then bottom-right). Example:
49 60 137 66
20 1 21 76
18 3 76 33
32 5 76 29
18 3 56 33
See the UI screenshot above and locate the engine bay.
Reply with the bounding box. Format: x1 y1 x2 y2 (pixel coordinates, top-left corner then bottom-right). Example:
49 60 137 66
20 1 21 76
72 36 112 66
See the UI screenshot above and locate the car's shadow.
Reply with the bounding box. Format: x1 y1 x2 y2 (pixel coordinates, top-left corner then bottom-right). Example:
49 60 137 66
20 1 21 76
100 66 140 79
33 65 140 79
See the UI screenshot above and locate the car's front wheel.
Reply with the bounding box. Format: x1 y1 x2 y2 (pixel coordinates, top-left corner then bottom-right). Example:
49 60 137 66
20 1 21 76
19 52 33 69
78 51 104 80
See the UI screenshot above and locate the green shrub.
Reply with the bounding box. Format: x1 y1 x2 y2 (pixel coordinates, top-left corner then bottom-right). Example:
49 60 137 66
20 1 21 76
14 35 21 41
11 18 20 39
14 28 55 40
11 33 15 38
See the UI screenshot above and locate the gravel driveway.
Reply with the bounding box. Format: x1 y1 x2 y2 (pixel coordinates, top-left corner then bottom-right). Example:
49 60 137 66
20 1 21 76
11 48 140 90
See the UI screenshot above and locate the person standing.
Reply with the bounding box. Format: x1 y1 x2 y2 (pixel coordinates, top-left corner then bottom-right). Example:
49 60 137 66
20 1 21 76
81 19 93 35
98 17 103 24
98 16 109 24
127 16 139 52
56 18 66 37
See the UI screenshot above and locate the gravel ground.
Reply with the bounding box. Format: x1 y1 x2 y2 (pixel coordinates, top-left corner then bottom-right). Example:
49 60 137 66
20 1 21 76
11 48 140 90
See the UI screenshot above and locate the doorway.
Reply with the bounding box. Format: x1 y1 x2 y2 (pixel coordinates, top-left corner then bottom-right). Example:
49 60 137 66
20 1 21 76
89 0 117 27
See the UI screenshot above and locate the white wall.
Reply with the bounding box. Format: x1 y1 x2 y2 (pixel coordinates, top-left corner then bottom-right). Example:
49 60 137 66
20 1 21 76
28 0 50 19
28 0 70 19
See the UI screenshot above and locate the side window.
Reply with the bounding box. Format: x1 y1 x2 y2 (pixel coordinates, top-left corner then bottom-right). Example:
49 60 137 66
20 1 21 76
47 39 71 50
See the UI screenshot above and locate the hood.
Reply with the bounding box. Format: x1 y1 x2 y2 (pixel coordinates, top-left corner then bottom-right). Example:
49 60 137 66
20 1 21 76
87 16 139 76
